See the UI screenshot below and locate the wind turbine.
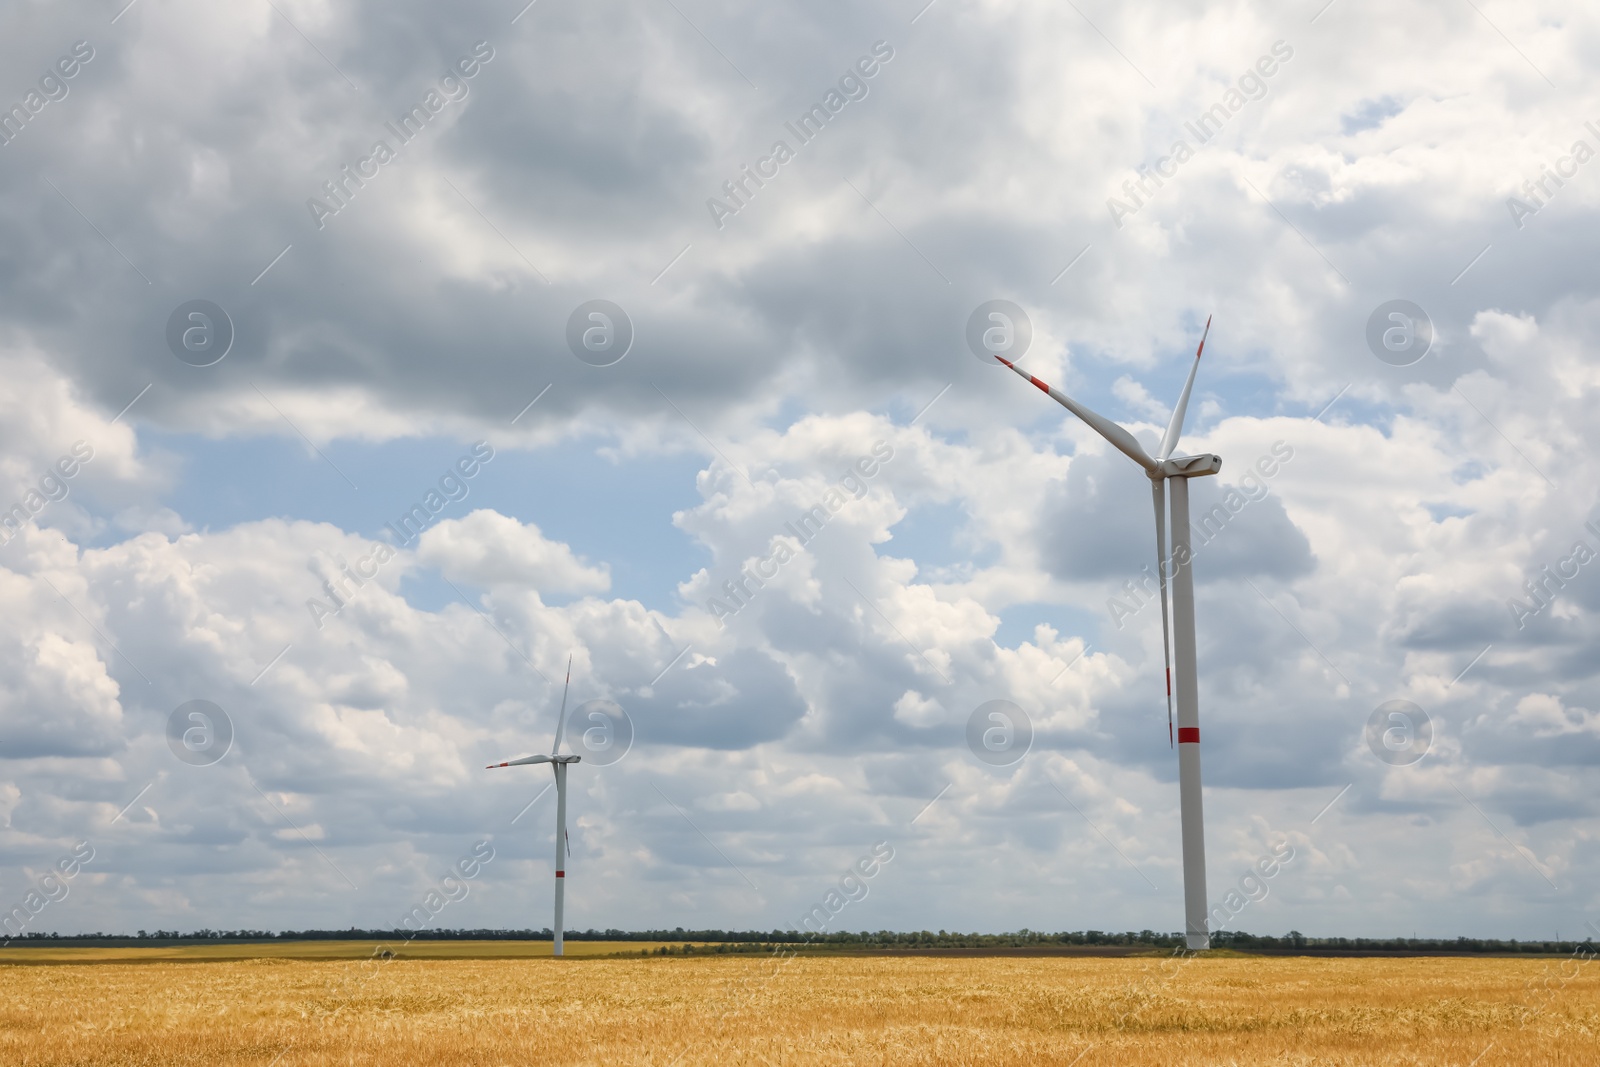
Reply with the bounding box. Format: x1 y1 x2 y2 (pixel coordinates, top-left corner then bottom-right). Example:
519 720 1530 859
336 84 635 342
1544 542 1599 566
487 656 582 956
997 317 1219 950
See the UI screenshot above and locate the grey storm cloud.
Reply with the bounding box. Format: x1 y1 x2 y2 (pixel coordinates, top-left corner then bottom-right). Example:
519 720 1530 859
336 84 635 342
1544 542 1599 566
0 0 999 437
0 0 1144 448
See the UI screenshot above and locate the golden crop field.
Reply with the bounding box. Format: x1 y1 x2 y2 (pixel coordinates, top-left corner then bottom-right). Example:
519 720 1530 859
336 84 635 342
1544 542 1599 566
1 947 1595 1065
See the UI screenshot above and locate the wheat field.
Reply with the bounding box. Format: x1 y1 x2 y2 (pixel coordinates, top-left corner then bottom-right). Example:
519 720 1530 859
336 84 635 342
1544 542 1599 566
1 947 1595 1065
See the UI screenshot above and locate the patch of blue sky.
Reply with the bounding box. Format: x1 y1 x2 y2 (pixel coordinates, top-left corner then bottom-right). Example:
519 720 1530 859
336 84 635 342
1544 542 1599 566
992 600 1100 653
1341 95 1404 136
877 500 996 580
1425 502 1475 523
133 429 710 613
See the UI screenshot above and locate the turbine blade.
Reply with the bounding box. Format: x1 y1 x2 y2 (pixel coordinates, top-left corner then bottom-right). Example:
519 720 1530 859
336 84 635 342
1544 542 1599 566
551 655 572 755
487 754 554 768
1151 479 1176 749
997 357 1157 472
1158 315 1210 461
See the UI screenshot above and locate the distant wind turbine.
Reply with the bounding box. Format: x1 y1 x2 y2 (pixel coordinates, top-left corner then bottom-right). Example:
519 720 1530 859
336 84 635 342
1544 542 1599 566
997 317 1220 949
488 656 582 956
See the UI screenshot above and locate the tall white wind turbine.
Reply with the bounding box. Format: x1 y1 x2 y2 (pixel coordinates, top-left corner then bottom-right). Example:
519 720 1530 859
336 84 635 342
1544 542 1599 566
487 656 582 956
997 317 1220 949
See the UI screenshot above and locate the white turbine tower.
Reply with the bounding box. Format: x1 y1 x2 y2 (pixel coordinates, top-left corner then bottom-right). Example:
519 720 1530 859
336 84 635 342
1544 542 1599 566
998 317 1220 950
487 656 581 956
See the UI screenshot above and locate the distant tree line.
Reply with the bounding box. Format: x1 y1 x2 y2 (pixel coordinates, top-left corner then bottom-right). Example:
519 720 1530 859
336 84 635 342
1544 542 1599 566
6 927 1595 956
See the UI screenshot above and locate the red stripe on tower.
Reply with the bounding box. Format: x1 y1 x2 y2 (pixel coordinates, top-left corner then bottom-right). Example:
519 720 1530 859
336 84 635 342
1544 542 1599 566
555 871 565 877
1178 727 1200 744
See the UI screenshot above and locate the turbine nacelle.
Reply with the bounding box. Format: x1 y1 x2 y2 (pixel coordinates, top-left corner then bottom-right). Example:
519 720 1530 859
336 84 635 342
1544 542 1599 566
486 754 583 768
1152 453 1222 480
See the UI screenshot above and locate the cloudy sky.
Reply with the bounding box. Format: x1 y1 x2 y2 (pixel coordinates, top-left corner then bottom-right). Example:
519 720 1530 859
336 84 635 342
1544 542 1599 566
0 0 1596 941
